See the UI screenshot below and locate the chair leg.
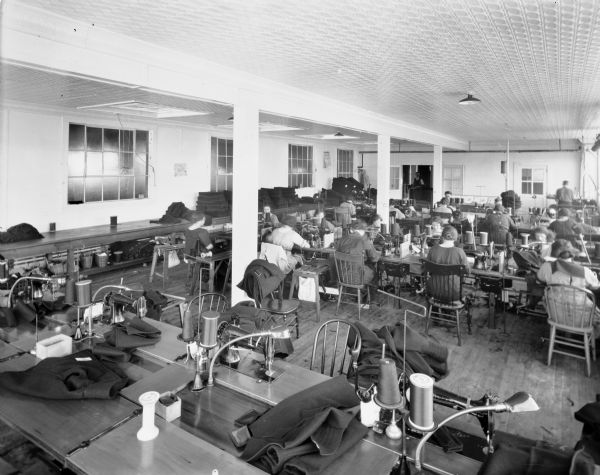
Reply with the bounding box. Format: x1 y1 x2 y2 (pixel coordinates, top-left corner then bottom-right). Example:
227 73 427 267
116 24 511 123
466 302 472 335
357 288 361 321
455 310 462 346
584 332 591 377
547 326 556 366
336 285 342 315
592 331 597 362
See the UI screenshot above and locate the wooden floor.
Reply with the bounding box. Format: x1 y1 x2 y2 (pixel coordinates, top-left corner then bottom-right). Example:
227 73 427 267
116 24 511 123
1 258 598 471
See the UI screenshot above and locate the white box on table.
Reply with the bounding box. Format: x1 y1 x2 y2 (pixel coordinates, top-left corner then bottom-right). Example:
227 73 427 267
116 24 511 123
35 334 72 359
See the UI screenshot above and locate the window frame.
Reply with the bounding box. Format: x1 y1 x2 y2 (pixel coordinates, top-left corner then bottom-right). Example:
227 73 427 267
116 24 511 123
521 167 544 195
390 166 401 190
67 123 149 204
337 149 353 178
442 165 464 195
288 144 313 188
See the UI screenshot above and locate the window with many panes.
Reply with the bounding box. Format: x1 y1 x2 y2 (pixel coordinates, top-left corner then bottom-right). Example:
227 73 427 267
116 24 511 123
210 137 233 191
68 124 149 203
442 165 463 195
390 166 401 190
521 168 544 195
288 144 313 187
337 149 353 178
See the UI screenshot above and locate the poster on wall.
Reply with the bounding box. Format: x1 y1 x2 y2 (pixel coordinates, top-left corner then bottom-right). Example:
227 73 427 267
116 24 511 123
174 163 187 177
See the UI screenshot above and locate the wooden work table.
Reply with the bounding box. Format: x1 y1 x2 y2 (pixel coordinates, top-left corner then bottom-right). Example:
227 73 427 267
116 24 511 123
0 317 482 474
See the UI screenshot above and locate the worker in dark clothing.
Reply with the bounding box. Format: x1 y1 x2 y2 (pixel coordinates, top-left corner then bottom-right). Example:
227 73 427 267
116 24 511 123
184 212 213 257
336 220 380 285
482 203 516 246
555 180 574 206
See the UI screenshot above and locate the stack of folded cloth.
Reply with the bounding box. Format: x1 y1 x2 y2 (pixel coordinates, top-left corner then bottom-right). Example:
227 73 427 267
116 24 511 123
231 375 367 475
93 317 161 362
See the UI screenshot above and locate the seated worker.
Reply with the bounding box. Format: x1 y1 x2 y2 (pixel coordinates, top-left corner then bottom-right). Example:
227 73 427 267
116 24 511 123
315 210 336 234
389 200 406 222
438 191 456 211
530 227 555 260
549 208 583 243
370 214 383 231
538 207 557 227
450 210 473 235
262 205 280 229
434 198 453 222
339 196 357 217
537 239 600 294
483 203 517 246
336 220 381 286
271 214 309 270
184 212 213 258
574 209 600 235
426 225 470 296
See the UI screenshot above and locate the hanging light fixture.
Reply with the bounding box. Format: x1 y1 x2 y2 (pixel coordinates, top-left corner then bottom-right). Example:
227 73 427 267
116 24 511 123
334 131 344 137
459 93 481 105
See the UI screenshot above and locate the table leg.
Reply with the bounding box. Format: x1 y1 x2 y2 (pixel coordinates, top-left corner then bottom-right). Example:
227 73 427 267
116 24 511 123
222 258 232 293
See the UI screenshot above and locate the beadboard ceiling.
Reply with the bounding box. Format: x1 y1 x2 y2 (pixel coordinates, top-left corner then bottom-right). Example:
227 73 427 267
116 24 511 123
3 0 600 145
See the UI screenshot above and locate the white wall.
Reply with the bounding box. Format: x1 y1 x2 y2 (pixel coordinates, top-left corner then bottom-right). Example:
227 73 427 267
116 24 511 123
1 104 211 231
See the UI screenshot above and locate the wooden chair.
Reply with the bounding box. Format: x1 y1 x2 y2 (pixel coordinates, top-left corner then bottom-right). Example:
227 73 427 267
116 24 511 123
545 284 596 377
181 292 229 333
310 319 361 389
334 251 370 320
422 260 471 346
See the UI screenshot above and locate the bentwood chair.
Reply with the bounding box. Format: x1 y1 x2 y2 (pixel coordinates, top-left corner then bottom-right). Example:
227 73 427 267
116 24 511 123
545 284 596 377
310 319 362 389
334 251 370 320
422 260 471 346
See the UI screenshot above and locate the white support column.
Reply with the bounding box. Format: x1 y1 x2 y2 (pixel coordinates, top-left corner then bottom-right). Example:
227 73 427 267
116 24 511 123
231 99 260 304
432 145 443 206
376 134 391 220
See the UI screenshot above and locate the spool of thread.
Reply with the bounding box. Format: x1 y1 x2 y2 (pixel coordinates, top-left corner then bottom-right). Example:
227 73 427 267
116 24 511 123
200 310 219 347
480 232 488 246
413 224 421 236
408 373 434 431
64 277 75 305
464 230 474 244
380 223 387 235
374 358 403 408
595 243 600 259
520 233 529 245
0 260 7 279
425 224 432 236
391 223 401 236
75 279 92 306
137 391 160 441
182 306 195 342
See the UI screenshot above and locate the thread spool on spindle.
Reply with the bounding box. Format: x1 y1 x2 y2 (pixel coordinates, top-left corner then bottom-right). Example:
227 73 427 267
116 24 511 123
182 306 195 342
380 223 387 235
64 277 75 305
425 224 432 236
480 232 488 246
408 373 434 431
374 358 403 408
413 224 421 236
391 223 401 236
465 230 474 244
75 279 91 306
521 233 529 246
200 311 219 347
137 391 160 441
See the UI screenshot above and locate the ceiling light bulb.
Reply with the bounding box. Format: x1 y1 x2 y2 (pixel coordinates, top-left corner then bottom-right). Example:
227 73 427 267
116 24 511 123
459 94 481 105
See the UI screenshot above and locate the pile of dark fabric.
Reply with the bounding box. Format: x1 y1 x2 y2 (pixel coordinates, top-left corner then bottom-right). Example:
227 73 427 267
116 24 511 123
0 223 44 243
232 375 366 475
153 202 196 224
500 190 521 210
351 321 449 388
93 316 161 363
0 349 127 399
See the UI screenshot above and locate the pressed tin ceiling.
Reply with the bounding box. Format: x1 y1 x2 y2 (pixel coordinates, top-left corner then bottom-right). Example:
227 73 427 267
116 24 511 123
4 0 600 143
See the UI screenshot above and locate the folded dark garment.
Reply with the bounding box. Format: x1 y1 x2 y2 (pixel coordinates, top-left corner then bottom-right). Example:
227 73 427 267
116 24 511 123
0 349 127 399
92 343 132 363
104 317 161 350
